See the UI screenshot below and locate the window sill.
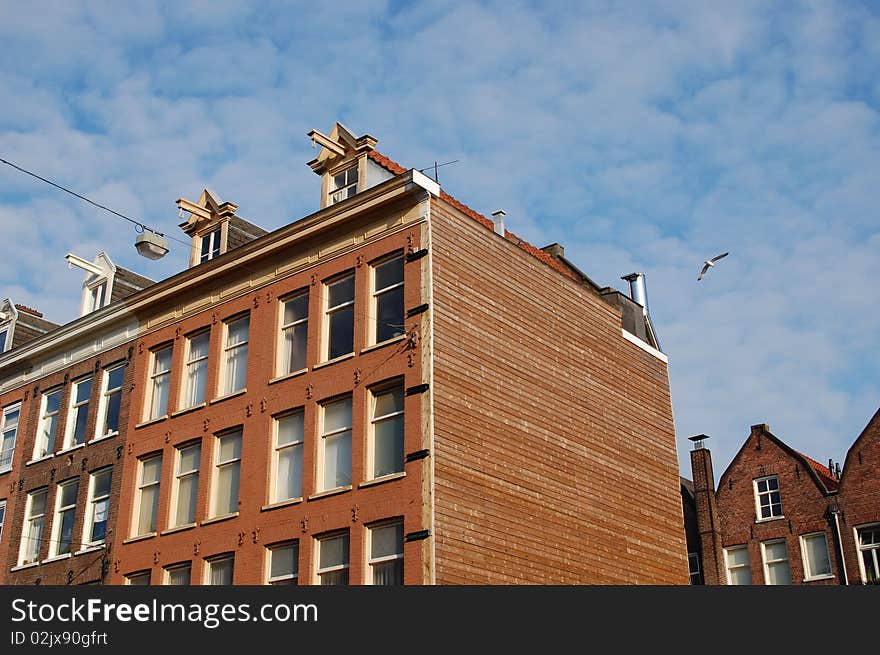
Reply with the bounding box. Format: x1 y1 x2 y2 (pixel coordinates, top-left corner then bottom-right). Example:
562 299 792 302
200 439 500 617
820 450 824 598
0 465 12 475
358 472 406 488
202 512 239 526
136 416 168 429
360 335 407 355
308 486 352 501
261 498 304 512
268 369 308 385
11 562 40 572
313 353 355 370
209 389 247 405
804 574 835 582
123 533 157 544
90 432 118 444
755 516 785 524
41 553 72 564
172 403 206 417
161 523 197 535
74 544 105 556
56 443 86 457
26 454 54 466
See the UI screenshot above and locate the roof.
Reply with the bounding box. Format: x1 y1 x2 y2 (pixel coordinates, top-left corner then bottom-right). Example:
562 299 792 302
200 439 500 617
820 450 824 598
116 267 156 292
796 451 840 491
367 150 585 287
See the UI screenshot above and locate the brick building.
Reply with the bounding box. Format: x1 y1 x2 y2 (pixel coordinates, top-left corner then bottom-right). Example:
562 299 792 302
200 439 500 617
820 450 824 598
0 122 688 585
688 414 880 585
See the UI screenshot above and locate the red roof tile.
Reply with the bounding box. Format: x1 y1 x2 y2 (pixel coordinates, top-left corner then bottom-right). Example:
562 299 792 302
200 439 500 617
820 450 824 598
798 452 840 491
368 151 582 284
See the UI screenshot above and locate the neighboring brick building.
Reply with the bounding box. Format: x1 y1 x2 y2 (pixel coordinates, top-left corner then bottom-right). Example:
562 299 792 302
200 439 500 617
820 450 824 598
0 122 688 585
688 415 880 585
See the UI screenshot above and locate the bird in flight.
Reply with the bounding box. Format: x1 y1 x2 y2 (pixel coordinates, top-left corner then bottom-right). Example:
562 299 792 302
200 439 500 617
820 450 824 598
698 252 729 281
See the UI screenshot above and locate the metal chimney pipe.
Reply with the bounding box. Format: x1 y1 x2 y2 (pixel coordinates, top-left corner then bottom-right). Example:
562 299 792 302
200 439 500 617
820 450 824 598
621 272 649 316
491 209 506 236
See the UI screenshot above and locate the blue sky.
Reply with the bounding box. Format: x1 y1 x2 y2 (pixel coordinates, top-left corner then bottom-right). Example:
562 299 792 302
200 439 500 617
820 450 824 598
1 0 878 482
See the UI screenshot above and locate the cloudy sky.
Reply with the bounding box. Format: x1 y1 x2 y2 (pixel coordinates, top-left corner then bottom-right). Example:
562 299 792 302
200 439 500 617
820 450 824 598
1 0 877 481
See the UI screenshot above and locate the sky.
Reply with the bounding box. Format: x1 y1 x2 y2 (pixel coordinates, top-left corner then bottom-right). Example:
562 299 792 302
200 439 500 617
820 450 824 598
0 0 878 482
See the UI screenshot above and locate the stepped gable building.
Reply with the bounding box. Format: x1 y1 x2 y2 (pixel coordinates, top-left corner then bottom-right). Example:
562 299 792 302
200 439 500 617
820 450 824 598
688 414 879 585
0 122 688 585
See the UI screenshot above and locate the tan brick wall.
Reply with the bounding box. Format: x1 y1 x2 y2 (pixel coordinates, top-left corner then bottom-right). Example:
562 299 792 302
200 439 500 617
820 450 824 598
429 200 687 584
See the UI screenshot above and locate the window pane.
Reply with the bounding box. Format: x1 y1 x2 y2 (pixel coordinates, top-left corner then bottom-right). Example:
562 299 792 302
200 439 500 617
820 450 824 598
375 256 404 291
277 413 304 446
72 404 90 445
324 398 352 433
319 534 349 569
374 416 404 477
376 287 404 343
151 374 169 418
94 469 112 497
75 379 93 403
225 344 248 393
167 565 191 585
328 275 354 307
270 543 298 580
58 507 76 554
320 569 349 585
276 445 302 501
764 541 787 560
154 348 172 374
283 323 308 373
766 562 791 585
219 434 242 462
142 457 162 485
104 392 121 434
216 464 240 515
31 491 47 516
284 294 309 324
107 366 125 389
372 559 403 586
323 432 351 489
227 317 249 346
176 474 198 526
805 535 831 577
328 305 354 359
138 484 158 534
45 390 61 414
179 444 201 472
375 387 404 417
729 566 751 585
60 481 78 506
91 498 108 542
371 523 403 559
210 558 234 585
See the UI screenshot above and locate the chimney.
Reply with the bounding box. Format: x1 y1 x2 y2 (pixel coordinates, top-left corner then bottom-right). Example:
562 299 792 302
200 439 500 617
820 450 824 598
835 463 841 479
829 458 834 474
621 272 662 351
491 209 506 236
541 243 565 259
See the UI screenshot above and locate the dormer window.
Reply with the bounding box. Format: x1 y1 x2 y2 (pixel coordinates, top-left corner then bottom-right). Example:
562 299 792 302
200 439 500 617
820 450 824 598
200 227 222 263
87 281 108 313
330 166 359 205
0 326 8 353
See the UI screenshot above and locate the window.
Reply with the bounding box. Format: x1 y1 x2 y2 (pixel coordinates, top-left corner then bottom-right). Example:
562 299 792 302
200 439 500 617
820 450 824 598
183 331 210 407
368 520 404 585
316 532 349 585
761 540 792 585
724 545 751 585
320 396 352 491
125 571 151 585
372 254 404 344
688 553 703 585
324 273 354 360
164 562 192 586
0 403 20 472
206 554 234 585
273 411 303 503
222 316 249 395
369 383 404 479
799 532 832 580
19 488 48 565
267 541 299 585
857 526 880 584
172 442 201 527
0 499 5 542
49 478 79 557
83 468 111 547
754 475 782 520
200 227 222 263
34 388 62 459
329 166 358 205
280 291 309 375
148 346 173 420
134 454 162 536
0 326 8 352
64 376 93 449
211 430 241 517
97 364 125 439
86 281 107 312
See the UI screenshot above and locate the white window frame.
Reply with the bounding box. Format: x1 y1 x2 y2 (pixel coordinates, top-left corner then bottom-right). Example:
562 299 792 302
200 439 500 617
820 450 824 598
315 531 349 585
855 523 880 584
367 519 404 586
754 475 783 521
205 553 235 585
199 227 223 263
272 410 304 504
323 272 355 362
329 165 359 205
132 454 162 537
0 324 10 353
0 402 21 473
33 388 63 459
761 539 792 585
210 430 241 518
48 478 79 558
164 561 192 585
147 345 173 420
125 570 151 585
278 290 309 376
220 315 249 396
171 441 201 528
19 487 48 566
318 396 352 492
370 253 405 345
85 280 108 313
63 375 93 450
182 330 210 408
266 541 299 585
0 499 6 542
368 381 405 480
800 532 833 581
723 545 751 585
688 552 702 585
95 363 125 440
82 467 112 548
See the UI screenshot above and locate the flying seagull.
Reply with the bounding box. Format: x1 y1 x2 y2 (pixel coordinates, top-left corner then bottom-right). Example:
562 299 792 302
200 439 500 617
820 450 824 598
698 252 729 281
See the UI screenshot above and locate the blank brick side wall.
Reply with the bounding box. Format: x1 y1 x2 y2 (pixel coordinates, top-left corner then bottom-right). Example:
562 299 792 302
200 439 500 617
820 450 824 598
430 201 688 584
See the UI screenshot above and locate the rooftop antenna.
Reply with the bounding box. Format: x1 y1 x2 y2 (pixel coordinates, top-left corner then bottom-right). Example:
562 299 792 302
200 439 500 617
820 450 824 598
417 159 459 184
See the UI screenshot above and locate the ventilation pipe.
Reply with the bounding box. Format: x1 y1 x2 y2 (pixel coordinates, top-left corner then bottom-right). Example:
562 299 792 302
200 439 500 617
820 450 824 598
491 209 506 236
621 272 661 351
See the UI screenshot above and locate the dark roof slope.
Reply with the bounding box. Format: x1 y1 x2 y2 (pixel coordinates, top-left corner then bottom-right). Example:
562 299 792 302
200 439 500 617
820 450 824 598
111 267 156 304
